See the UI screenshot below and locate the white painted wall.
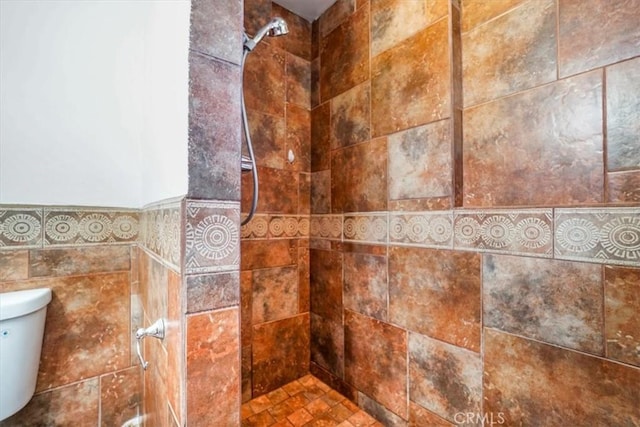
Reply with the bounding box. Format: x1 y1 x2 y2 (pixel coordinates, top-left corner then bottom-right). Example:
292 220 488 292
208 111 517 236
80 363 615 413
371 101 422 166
0 0 190 208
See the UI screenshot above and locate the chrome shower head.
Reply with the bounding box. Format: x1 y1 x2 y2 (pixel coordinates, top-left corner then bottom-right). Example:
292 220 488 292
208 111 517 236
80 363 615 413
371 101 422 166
243 17 289 52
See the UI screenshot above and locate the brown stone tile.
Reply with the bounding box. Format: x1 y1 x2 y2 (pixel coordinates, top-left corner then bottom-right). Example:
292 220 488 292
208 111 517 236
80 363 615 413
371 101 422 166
310 249 343 322
244 41 286 117
319 0 356 37
186 308 240 426
288 408 314 426
0 208 42 249
310 364 358 401
241 239 298 270
357 392 407 426
253 314 311 396
484 328 640 426
0 250 28 281
345 311 408 419
189 53 242 200
320 6 370 101
273 3 312 60
331 82 370 149
329 403 354 423
387 197 452 212
186 271 240 313
461 0 524 32
371 0 447 56
29 246 130 277
389 247 481 351
408 401 453 427
242 167 299 214
0 378 99 426
312 20 320 59
608 171 640 203
252 266 299 324
558 0 640 77
282 380 306 397
300 173 312 215
462 0 556 107
484 254 604 354
343 252 387 321
371 18 450 137
312 171 331 214
347 409 378 427
242 401 255 420
463 71 603 207
287 53 311 110
311 313 345 378
299 247 310 312
311 102 331 172
190 0 243 65
606 56 640 171
311 58 321 108
409 333 481 421
166 269 183 423
242 345 253 403
42 209 139 246
270 393 311 421
286 104 311 173
268 388 291 405
242 270 253 348
605 266 640 367
389 212 453 248
100 367 142 427
388 119 452 200
249 394 273 414
244 0 271 36
331 139 388 213
307 397 332 417
246 109 286 169
243 409 276 426
343 214 388 244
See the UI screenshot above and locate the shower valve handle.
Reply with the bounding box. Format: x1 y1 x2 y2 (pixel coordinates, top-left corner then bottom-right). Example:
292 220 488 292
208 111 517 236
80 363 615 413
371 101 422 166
135 319 165 370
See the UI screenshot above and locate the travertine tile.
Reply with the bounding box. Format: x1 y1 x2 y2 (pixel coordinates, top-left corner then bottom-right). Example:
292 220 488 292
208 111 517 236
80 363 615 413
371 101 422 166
461 0 524 32
605 266 640 367
0 250 28 281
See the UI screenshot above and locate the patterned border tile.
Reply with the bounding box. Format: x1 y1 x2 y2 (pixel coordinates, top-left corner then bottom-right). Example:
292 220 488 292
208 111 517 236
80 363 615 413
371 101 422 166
310 215 343 240
241 215 310 239
555 208 640 266
453 209 553 257
343 213 388 244
0 207 43 249
141 200 182 271
389 211 454 249
44 208 139 246
185 200 240 274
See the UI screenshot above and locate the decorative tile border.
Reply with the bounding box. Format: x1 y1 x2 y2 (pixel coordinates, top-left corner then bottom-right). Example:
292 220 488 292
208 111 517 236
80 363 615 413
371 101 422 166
389 211 453 249
185 200 240 274
0 207 43 249
140 199 182 271
310 215 343 240
453 209 553 257
555 208 640 266
343 213 388 244
44 208 139 246
241 215 310 239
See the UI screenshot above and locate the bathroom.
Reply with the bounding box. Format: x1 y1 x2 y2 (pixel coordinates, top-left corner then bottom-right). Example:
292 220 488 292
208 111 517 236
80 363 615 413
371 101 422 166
0 0 639 425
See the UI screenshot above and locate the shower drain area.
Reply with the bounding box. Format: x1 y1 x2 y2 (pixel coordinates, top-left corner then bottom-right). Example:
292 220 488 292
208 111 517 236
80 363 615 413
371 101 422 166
241 375 381 426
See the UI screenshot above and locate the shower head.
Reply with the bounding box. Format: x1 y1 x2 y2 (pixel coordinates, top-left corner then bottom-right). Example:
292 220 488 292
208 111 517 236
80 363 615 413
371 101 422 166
243 17 289 52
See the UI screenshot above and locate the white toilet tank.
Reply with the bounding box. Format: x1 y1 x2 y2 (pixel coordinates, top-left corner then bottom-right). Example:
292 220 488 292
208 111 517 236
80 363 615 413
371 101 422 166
0 288 52 421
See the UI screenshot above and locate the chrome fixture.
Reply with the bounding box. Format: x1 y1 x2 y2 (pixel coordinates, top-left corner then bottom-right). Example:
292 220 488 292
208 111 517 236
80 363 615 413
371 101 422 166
241 17 289 225
135 318 165 370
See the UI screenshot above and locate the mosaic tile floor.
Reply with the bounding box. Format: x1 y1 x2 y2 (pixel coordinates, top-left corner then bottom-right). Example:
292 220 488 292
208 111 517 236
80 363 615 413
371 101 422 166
241 375 381 427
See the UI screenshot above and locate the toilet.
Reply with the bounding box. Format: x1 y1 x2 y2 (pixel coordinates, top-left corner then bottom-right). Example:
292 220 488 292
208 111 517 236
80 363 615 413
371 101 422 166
0 288 52 421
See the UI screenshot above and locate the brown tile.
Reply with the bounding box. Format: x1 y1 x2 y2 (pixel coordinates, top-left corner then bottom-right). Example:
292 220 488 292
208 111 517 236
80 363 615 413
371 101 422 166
246 109 286 169
387 197 451 212
357 392 407 426
310 364 358 400
268 388 291 405
29 246 130 278
343 214 388 244
484 328 640 426
307 397 332 417
299 247 310 312
100 368 142 427
331 139 388 213
558 0 640 77
461 0 523 32
347 409 378 427
312 20 320 59
463 71 603 207
287 54 311 110
242 167 299 214
408 402 453 427
371 18 450 137
484 255 604 354
389 247 481 351
300 174 311 215
371 0 447 56
244 0 271 36
187 271 239 313
311 102 331 172
186 308 240 426
243 409 276 426
42 209 139 246
311 313 345 378
288 408 314 426
409 333 481 421
0 379 99 426
330 82 370 149
270 393 311 421
252 266 299 324
0 250 28 281
606 57 640 171
310 249 343 322
253 314 311 396
462 0 556 107
329 403 354 422
608 171 640 203
242 239 298 270
190 0 243 65
244 41 286 117
320 6 370 101
389 212 453 248
189 52 242 200
387 119 452 201
242 345 253 403
242 401 255 420
273 3 312 60
343 252 387 321
345 311 408 419
249 394 273 414
0 208 43 249
319 0 356 37
166 269 183 423
312 171 332 214
311 58 321 108
286 104 311 173
282 380 306 397
605 266 640 367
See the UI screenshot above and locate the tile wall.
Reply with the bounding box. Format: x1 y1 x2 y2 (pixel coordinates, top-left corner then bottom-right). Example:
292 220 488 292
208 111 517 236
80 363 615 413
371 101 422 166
309 0 640 425
240 0 313 402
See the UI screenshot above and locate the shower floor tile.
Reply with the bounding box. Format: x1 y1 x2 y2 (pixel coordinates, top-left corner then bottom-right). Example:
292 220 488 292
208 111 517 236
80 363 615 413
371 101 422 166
242 375 381 427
